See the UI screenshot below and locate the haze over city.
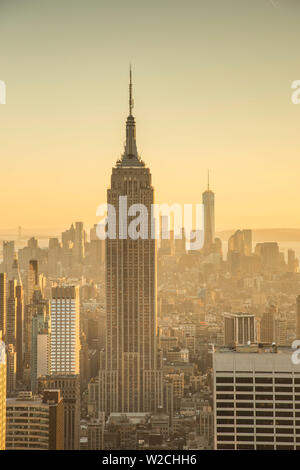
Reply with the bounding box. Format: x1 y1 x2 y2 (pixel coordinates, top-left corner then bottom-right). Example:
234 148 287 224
2 0 300 457
1 0 300 230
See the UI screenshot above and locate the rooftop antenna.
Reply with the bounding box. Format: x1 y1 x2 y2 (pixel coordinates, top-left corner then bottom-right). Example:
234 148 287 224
129 64 134 116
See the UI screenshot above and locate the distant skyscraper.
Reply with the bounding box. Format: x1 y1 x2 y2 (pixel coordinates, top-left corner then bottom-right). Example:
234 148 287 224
158 216 175 256
255 242 280 272
223 312 255 347
0 273 6 341
260 305 276 343
62 223 75 250
242 229 252 256
99 69 162 414
74 222 85 264
6 280 17 351
202 171 215 249
228 229 253 274
38 375 80 450
31 289 51 393
3 241 14 276
228 229 252 257
0 331 6 450
26 260 38 304
24 260 39 368
88 224 105 271
10 257 24 381
50 286 80 375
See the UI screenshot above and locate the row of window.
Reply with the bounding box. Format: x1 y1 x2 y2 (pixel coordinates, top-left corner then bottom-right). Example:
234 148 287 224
216 377 300 384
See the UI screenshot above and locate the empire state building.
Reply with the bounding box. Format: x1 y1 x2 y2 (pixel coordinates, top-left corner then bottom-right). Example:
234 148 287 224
99 69 163 414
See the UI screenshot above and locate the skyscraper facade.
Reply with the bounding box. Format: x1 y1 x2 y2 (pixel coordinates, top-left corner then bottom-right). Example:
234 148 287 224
260 305 276 343
50 286 80 376
223 312 256 347
3 241 14 276
38 375 80 450
74 222 85 264
0 273 6 341
213 345 300 450
6 390 64 450
6 344 16 393
202 173 215 250
10 257 24 382
24 260 39 368
0 331 6 450
31 289 51 392
6 280 17 352
99 70 162 414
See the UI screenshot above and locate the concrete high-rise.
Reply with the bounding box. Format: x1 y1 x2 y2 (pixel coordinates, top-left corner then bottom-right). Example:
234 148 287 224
50 286 80 375
6 390 64 450
213 344 300 450
99 69 162 414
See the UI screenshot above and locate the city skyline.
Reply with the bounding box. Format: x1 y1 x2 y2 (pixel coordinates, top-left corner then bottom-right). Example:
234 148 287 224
1 0 300 455
1 0 300 230
99 69 162 413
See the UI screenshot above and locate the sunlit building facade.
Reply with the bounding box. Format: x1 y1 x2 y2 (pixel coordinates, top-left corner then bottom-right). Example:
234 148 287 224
50 286 80 375
213 345 300 450
99 71 162 414
0 331 6 450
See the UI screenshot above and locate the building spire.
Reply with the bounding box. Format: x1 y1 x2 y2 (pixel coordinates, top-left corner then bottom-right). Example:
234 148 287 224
207 169 210 191
129 64 134 116
119 65 144 166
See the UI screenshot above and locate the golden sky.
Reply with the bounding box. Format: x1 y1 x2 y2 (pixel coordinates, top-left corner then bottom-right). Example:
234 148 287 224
0 0 299 232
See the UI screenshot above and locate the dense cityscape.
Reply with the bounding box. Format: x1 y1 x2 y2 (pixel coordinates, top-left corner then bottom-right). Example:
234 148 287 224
1 70 300 452
1 0 300 459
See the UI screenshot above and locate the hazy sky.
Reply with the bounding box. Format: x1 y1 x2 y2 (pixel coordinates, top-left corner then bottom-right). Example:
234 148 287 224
0 0 299 232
